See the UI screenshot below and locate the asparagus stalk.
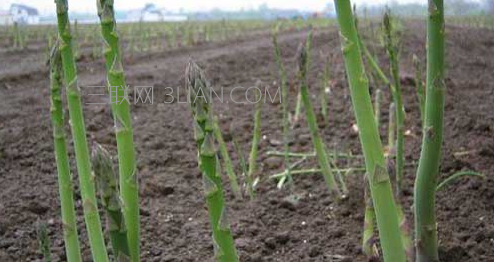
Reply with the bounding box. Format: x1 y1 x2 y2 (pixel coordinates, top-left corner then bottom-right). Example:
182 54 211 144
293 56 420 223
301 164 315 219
293 89 303 125
54 1 110 261
293 26 314 126
270 167 365 178
36 221 53 262
358 33 390 87
333 1 406 262
246 86 262 199
297 30 340 196
213 116 242 199
365 61 380 258
388 103 396 155
396 200 414 261
414 0 445 261
92 144 130 262
266 150 362 159
374 89 382 129
321 55 331 124
272 24 292 188
362 176 378 259
186 61 239 262
388 103 415 260
48 43 83 262
328 151 349 194
358 35 393 89
275 156 308 188
383 11 405 194
413 54 426 126
12 22 18 49
232 137 248 190
96 1 139 261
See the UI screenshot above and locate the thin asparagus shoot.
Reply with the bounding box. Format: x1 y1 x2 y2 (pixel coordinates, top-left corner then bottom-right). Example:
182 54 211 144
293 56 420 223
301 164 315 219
232 137 248 191
297 30 340 196
358 33 390 87
97 1 139 260
186 60 239 262
273 156 308 188
54 1 109 261
213 116 242 199
266 150 362 159
374 89 382 129
247 85 262 199
293 89 303 126
329 152 349 194
321 55 331 125
92 144 130 262
48 42 82 262
388 103 396 156
413 54 426 126
383 11 405 194
333 1 406 261
272 24 292 188
362 176 378 259
270 167 366 179
36 221 53 262
436 171 485 191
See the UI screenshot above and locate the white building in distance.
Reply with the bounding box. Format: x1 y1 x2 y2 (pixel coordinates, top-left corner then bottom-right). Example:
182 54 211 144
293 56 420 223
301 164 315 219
10 4 40 25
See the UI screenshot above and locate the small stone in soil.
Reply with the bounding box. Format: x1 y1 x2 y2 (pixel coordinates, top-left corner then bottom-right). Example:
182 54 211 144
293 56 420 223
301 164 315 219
25 201 49 215
264 237 277 249
274 231 290 245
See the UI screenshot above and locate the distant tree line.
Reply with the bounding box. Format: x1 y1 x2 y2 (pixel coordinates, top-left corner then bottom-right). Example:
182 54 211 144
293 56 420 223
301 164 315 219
355 0 494 17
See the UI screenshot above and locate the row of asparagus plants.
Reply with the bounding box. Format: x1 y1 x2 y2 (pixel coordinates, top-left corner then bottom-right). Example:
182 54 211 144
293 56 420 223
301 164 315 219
48 1 272 260
270 25 362 191
48 0 138 261
5 18 329 58
44 1 485 262
332 0 471 262
355 4 483 262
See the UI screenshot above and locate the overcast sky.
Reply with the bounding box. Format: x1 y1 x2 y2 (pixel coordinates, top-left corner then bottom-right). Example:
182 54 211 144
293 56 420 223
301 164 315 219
1 0 431 15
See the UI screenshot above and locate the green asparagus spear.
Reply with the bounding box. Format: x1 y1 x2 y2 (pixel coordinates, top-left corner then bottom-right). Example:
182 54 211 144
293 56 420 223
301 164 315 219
97 1 139 260
48 42 82 262
186 60 239 262
297 30 340 196
333 1 406 261
54 1 109 261
213 116 242 199
414 0 445 261
92 144 130 262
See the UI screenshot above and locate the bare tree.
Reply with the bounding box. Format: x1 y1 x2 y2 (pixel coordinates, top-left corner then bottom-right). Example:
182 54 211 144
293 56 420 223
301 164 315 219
446 0 480 15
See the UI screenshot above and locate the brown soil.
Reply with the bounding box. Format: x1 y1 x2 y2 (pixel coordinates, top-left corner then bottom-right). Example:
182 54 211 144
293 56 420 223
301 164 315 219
0 22 493 262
